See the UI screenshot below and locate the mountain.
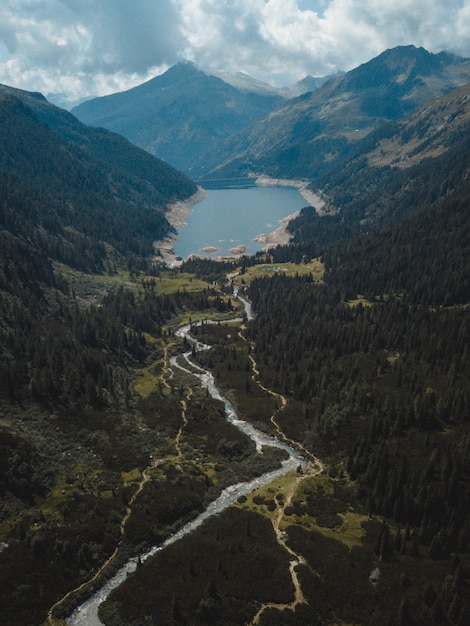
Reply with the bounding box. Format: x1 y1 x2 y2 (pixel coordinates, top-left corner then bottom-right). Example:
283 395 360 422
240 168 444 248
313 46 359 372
272 78 470 272
213 70 281 96
70 46 470 182
71 61 284 176
206 45 470 180
304 79 470 232
0 84 196 203
214 70 338 99
248 79 470 271
0 85 197 273
279 72 344 99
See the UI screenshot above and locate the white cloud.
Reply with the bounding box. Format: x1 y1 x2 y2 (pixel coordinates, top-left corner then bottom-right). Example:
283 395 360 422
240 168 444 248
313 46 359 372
0 0 468 105
456 1 470 40
0 0 185 104
179 0 470 85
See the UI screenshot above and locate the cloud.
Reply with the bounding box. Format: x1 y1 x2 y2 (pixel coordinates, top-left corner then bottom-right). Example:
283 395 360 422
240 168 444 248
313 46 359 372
181 0 470 83
179 0 332 83
0 0 468 105
0 0 185 103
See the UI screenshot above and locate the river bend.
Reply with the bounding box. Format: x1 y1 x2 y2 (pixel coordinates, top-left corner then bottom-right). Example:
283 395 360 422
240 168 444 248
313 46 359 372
67 295 305 626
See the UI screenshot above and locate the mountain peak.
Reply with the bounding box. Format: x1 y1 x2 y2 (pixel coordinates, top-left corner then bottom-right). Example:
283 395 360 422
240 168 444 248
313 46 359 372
157 59 205 80
319 44 470 109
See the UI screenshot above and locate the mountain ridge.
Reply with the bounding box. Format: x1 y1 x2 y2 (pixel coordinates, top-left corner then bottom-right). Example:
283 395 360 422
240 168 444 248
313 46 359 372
71 46 470 180
205 45 470 179
0 83 197 204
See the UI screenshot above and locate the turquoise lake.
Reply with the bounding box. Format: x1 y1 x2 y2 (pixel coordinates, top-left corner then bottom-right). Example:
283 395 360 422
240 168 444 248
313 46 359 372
173 185 308 259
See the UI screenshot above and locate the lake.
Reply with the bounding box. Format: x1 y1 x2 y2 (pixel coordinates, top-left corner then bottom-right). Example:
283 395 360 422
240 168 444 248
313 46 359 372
173 184 308 259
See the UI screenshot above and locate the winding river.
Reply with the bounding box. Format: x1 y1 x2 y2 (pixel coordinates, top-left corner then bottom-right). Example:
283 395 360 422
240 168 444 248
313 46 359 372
66 293 306 626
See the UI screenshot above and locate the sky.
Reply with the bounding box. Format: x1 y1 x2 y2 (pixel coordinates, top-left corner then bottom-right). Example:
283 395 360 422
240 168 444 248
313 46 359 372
0 0 469 107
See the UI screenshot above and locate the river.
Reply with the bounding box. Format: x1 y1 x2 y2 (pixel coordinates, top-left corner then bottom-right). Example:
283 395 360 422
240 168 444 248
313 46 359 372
66 292 306 626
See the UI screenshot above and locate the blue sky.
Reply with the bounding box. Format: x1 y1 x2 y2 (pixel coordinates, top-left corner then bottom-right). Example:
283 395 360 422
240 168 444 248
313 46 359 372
0 0 468 106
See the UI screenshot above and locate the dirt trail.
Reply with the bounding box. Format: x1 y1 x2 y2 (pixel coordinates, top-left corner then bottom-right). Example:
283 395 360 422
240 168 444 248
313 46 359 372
174 393 190 458
248 462 321 625
239 326 323 625
243 333 314 462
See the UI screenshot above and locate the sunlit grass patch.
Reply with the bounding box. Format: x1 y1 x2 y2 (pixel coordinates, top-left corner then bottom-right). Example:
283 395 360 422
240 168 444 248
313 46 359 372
346 295 374 307
236 470 300 515
312 510 368 549
132 359 165 397
121 468 142 483
145 271 213 295
386 349 400 364
236 470 368 550
239 258 324 286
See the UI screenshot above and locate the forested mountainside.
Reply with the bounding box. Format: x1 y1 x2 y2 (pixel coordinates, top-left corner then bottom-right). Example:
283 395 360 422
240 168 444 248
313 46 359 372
0 85 197 207
0 88 225 625
311 81 470 229
0 83 200 410
207 46 470 180
0 88 197 269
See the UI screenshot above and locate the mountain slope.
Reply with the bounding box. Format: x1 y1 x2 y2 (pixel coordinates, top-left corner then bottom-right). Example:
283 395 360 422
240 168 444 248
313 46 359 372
207 46 470 180
306 80 470 231
0 87 197 271
72 62 284 176
0 87 232 626
0 84 197 205
363 81 470 169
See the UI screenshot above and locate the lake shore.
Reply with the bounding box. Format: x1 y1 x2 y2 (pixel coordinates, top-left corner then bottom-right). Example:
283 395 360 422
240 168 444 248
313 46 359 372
154 179 330 267
153 187 207 267
253 209 301 249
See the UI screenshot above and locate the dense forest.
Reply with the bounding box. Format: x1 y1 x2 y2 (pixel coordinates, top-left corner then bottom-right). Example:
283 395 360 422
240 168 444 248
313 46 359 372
236 113 470 623
0 92 197 265
0 89 212 625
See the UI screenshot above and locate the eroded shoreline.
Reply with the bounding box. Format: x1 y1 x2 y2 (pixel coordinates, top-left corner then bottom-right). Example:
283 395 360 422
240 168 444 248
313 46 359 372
153 187 207 267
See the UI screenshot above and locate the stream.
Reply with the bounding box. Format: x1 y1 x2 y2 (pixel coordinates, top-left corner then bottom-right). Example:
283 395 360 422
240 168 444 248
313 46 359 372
66 292 306 626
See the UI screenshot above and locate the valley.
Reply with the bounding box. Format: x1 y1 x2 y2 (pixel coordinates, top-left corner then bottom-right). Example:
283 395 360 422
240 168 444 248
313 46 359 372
0 44 470 626
65 293 316 625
